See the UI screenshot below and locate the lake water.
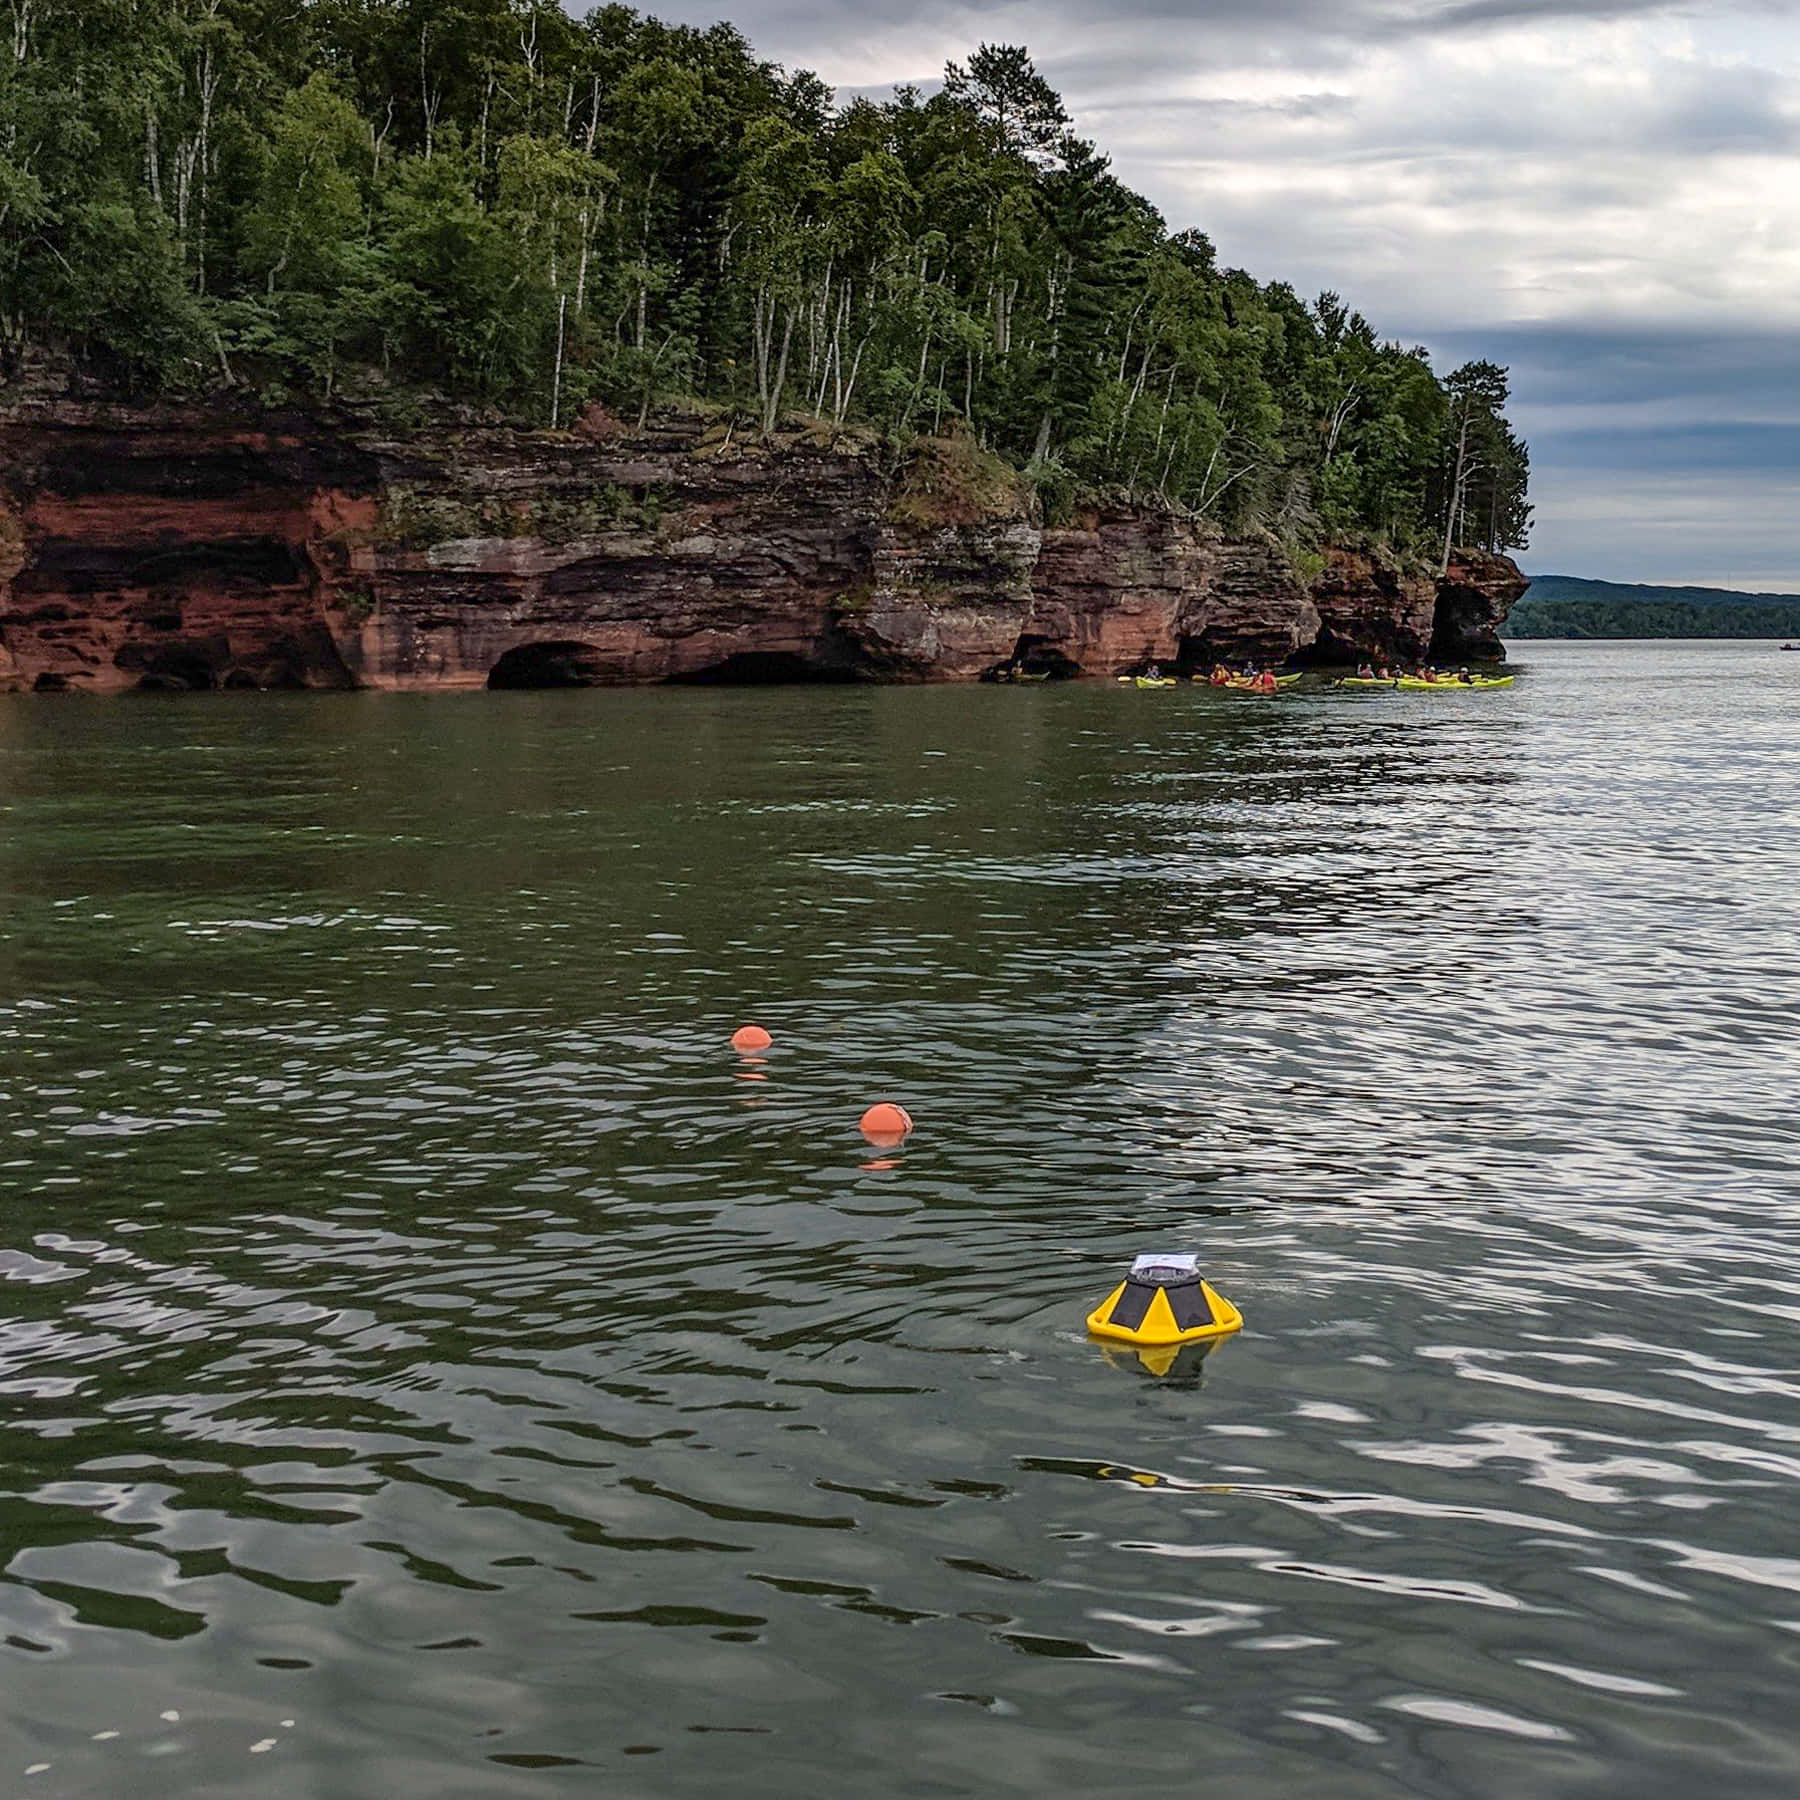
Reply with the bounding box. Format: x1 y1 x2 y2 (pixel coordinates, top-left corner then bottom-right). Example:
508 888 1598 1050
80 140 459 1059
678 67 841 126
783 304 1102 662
1 639 1797 1798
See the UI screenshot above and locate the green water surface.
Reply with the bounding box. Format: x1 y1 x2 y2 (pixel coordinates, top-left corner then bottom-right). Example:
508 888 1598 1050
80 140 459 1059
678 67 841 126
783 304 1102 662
2 641 1798 1798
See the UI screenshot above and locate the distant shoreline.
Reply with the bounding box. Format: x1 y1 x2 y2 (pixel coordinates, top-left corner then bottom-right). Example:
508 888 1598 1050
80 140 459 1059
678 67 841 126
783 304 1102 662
1508 575 1800 639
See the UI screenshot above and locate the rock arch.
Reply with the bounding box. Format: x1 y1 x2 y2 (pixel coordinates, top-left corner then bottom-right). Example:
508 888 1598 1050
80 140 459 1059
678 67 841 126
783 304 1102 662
487 641 610 689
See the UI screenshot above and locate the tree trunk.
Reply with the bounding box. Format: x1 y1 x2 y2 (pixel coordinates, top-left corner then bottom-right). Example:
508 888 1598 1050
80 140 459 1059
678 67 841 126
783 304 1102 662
762 306 795 438
419 24 438 158
1439 407 1471 579
550 292 567 427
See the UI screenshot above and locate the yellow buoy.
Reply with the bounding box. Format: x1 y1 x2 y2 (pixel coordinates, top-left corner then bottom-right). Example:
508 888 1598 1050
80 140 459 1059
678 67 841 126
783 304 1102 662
1086 1254 1242 1348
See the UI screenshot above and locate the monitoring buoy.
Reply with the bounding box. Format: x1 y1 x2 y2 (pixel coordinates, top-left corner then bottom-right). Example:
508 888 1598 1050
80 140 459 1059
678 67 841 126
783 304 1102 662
858 1102 913 1145
731 1024 773 1053
1087 1253 1242 1348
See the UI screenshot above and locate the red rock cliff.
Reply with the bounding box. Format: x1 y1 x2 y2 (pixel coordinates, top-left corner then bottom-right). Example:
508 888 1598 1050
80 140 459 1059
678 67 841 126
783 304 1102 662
0 402 1525 692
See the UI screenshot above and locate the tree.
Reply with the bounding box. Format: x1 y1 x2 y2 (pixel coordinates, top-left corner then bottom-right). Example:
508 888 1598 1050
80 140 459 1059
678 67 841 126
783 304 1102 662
0 8 1527 559
1438 360 1513 570
942 44 1068 168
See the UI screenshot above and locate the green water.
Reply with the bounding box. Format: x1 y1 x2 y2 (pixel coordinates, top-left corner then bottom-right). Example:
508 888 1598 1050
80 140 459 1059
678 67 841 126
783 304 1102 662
2 642 1798 1798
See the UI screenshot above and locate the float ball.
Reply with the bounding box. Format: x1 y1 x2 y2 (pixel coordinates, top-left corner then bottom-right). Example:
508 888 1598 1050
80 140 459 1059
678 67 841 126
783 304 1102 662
859 1103 913 1145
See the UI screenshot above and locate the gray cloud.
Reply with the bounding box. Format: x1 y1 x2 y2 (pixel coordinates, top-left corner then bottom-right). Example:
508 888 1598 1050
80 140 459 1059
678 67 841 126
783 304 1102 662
1428 325 1800 582
653 0 1707 57
626 0 1800 585
1431 325 1800 414
1418 0 1693 29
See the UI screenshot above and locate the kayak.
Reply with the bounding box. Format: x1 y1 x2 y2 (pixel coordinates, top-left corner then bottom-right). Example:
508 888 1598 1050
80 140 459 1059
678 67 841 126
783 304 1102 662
1131 676 1178 688
1338 674 1514 690
1194 672 1303 687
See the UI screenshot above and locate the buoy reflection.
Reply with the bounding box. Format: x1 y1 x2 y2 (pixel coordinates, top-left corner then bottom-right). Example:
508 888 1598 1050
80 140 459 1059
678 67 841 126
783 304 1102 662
1093 1338 1224 1384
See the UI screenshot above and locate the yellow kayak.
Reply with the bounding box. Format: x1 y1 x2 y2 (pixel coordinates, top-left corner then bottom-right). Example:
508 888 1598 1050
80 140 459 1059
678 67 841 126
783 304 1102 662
1339 674 1513 690
1132 676 1178 688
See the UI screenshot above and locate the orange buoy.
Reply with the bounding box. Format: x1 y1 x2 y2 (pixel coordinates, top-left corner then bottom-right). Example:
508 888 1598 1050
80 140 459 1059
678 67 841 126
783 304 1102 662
859 1102 913 1146
731 1024 773 1053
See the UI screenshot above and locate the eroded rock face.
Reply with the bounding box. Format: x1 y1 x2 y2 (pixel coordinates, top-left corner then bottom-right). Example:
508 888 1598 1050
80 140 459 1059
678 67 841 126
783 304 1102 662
1029 513 1321 672
0 400 1526 691
0 406 374 692
844 515 1041 680
1305 546 1438 667
332 420 885 689
1433 551 1530 663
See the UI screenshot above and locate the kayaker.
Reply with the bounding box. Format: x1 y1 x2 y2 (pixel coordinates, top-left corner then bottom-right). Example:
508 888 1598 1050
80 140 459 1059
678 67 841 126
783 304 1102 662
1210 663 1230 686
1456 666 1473 684
1146 663 1162 681
1255 669 1278 694
1356 662 1375 679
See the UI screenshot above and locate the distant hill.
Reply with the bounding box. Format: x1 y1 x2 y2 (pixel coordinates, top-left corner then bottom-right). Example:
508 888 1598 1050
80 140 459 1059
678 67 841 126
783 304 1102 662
1508 575 1800 639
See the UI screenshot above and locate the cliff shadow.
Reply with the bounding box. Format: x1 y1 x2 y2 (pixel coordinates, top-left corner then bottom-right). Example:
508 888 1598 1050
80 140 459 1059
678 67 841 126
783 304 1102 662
671 651 855 685
487 641 612 688
981 634 1081 681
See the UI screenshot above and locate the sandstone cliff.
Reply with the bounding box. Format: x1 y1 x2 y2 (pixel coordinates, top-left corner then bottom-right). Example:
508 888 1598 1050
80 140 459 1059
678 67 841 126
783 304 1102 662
0 401 1526 693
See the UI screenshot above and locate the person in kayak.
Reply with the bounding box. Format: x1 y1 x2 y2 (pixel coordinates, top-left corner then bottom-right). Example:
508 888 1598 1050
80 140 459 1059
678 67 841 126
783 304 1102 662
1255 669 1279 694
1210 663 1231 686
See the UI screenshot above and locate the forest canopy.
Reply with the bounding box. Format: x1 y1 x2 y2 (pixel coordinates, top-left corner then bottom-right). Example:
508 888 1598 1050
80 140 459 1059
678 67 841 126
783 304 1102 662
1507 577 1800 639
0 1 1530 556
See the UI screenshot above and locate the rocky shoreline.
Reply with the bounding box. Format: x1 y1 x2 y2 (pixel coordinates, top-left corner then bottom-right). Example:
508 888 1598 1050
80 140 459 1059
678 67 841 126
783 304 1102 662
0 400 1526 694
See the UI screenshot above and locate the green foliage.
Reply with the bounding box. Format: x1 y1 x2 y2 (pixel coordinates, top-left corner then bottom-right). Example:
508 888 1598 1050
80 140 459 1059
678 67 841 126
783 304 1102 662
1 7 1525 552
376 479 664 547
1438 359 1530 559
1508 577 1800 639
337 585 377 624
888 431 1030 528
1508 600 1800 639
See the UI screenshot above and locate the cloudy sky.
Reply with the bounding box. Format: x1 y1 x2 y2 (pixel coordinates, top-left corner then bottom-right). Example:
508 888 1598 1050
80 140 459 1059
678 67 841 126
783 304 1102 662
640 0 1800 587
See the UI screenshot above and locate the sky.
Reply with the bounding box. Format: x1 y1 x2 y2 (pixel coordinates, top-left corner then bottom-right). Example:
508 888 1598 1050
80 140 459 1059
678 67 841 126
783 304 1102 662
632 0 1800 588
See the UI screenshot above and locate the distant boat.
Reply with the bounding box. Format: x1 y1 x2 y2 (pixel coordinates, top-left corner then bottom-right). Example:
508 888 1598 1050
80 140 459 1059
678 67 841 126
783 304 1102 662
1782 643 1800 652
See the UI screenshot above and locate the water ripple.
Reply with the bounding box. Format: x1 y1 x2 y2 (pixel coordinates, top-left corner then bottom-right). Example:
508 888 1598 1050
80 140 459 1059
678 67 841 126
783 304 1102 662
1 644 1798 1796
